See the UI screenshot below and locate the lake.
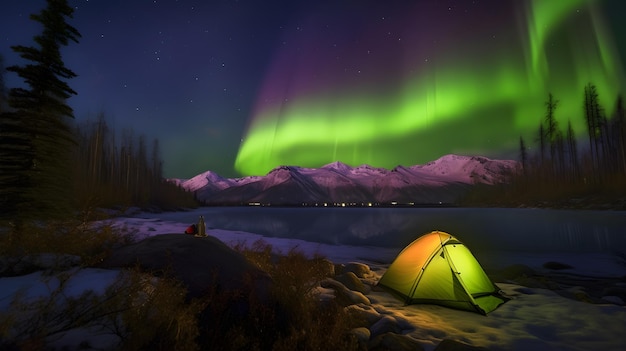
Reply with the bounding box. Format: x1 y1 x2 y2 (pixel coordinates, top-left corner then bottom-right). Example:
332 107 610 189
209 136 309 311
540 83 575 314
147 207 626 254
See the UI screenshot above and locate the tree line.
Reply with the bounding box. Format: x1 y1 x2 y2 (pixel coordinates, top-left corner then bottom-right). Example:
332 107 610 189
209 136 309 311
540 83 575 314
73 114 197 214
0 0 196 225
466 84 626 208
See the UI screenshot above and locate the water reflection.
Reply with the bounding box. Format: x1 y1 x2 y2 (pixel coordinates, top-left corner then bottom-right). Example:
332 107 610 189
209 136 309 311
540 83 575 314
153 207 626 253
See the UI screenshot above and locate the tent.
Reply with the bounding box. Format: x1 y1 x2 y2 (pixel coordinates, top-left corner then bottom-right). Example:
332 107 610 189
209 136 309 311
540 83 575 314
378 231 507 315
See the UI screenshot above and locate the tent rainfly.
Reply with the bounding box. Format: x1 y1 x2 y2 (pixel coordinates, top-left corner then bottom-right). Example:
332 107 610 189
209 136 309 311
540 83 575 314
378 231 507 315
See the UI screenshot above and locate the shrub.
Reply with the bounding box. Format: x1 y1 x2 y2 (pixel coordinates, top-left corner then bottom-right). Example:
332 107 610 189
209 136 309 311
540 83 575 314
0 267 204 351
0 219 136 267
216 240 362 351
111 268 205 351
0 226 363 350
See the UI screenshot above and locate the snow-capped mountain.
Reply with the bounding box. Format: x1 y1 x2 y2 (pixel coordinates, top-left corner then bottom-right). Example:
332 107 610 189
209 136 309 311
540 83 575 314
173 155 519 205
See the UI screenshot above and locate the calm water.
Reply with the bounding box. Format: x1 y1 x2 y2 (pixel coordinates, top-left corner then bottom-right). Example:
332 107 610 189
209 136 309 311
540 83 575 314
150 207 626 253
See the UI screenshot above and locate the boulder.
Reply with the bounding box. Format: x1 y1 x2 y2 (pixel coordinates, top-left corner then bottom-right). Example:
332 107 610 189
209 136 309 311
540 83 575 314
368 332 424 351
602 286 626 302
336 271 369 294
100 234 272 300
601 295 624 305
320 278 371 306
434 339 489 351
344 304 381 325
341 262 372 278
497 264 535 279
369 315 402 338
348 327 370 344
542 261 574 270
317 258 336 277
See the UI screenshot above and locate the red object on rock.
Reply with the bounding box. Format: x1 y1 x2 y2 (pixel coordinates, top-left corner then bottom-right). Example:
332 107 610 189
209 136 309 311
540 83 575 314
185 224 197 235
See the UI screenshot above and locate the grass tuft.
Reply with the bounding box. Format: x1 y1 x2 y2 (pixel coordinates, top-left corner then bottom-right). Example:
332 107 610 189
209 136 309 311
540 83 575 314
1 224 364 350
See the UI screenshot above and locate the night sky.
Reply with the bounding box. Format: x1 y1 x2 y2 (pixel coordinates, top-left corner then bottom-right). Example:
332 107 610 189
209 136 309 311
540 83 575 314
2 1 625 178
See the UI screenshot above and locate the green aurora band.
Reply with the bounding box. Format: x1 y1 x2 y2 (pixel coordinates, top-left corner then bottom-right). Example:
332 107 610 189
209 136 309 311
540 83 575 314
235 0 624 176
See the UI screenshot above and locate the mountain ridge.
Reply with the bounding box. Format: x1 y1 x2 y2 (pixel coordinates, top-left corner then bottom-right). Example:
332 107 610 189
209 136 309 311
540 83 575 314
171 154 519 205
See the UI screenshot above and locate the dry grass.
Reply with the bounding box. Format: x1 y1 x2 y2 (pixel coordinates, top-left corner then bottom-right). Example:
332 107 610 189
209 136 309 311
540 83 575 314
222 240 362 351
0 224 363 350
111 268 205 351
0 219 136 267
0 267 204 351
461 171 626 209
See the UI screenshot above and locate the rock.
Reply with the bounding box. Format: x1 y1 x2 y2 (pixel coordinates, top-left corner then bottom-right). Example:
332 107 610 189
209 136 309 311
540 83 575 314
434 339 489 351
563 287 595 303
348 327 370 344
601 295 624 305
314 286 337 305
542 261 573 270
368 332 424 351
100 234 272 300
344 304 381 325
336 271 369 294
498 264 535 279
602 286 626 301
317 258 336 277
343 262 371 278
320 278 371 306
369 315 402 338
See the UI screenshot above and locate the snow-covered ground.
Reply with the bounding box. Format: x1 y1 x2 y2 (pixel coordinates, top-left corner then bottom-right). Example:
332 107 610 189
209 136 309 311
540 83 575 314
2 214 625 350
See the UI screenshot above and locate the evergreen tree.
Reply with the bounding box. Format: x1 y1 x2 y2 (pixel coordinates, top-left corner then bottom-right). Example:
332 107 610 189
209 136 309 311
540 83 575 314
584 83 606 177
1 0 81 221
566 120 579 180
537 123 546 165
613 97 626 174
544 93 559 161
0 54 6 112
0 53 37 220
519 136 527 175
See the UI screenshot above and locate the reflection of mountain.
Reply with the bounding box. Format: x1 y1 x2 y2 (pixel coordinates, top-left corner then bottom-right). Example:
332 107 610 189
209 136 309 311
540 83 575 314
172 154 519 205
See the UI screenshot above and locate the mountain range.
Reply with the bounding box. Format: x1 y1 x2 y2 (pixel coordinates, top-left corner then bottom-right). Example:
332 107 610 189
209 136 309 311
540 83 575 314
171 154 519 206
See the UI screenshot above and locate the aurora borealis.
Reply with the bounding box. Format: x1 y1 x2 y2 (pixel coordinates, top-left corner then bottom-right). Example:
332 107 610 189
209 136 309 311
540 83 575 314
235 0 625 176
3 1 625 178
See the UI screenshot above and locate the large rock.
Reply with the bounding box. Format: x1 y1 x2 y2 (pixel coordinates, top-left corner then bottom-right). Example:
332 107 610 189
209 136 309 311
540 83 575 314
434 339 489 351
368 332 425 351
344 304 381 325
497 264 535 279
339 262 372 278
320 278 371 306
348 327 370 346
369 315 402 338
336 271 369 294
100 234 271 299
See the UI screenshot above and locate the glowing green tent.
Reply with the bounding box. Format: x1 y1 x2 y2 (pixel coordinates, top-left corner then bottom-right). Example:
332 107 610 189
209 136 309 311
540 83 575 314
378 231 507 315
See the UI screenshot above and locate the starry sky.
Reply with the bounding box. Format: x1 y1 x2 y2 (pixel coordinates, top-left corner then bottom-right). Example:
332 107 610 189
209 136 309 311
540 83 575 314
2 0 625 178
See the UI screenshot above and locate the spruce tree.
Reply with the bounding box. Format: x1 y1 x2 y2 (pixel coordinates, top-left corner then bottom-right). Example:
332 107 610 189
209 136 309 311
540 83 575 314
1 0 81 221
0 55 6 112
544 93 559 162
519 136 527 176
563 120 576 179
613 97 626 174
1 53 36 221
584 84 604 177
